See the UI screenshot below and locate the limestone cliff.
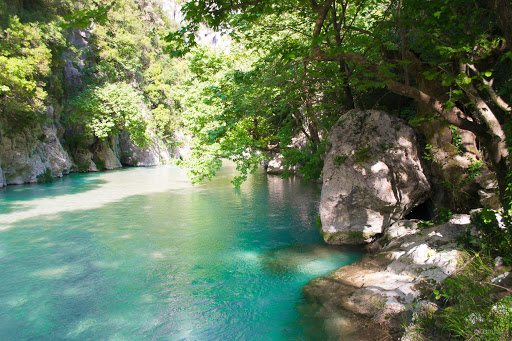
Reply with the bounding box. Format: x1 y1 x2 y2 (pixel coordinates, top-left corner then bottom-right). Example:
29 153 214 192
0 123 72 185
119 133 172 167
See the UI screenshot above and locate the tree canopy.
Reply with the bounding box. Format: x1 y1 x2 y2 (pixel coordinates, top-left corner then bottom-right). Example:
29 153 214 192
171 0 512 212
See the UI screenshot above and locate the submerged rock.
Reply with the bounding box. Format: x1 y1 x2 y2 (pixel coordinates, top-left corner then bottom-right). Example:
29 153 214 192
259 244 356 276
302 215 469 340
320 110 430 245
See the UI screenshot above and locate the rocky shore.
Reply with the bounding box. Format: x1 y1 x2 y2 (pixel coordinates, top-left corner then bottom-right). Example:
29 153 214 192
303 215 470 340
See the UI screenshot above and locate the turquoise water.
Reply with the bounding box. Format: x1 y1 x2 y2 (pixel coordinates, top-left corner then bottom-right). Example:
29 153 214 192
0 165 361 340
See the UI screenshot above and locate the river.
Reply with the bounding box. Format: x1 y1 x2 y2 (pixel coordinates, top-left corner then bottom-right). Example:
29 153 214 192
0 164 360 340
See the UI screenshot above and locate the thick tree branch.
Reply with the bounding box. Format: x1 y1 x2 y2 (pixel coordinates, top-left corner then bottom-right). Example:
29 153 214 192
311 47 483 135
311 0 334 38
342 25 371 34
467 64 511 113
460 62 509 164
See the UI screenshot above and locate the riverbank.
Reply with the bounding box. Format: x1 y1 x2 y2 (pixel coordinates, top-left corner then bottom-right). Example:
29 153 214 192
302 215 472 340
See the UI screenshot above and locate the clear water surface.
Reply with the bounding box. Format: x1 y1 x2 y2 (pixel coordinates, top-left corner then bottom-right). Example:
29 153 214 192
0 164 361 340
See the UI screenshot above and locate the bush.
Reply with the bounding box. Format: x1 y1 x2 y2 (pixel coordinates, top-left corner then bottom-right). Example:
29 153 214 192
424 253 512 340
462 209 512 265
36 168 53 183
66 82 149 147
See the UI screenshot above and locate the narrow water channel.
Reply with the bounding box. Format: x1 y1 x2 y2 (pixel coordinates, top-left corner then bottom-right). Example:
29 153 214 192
0 165 361 340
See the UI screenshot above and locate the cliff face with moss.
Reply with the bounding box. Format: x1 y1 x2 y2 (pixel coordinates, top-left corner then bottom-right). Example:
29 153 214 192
0 0 189 185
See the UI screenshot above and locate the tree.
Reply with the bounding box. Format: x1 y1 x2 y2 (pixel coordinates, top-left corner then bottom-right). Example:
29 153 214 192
66 82 149 147
174 0 512 214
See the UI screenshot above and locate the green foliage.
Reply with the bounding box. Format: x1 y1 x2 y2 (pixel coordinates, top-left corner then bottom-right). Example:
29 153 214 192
333 154 348 166
66 82 149 147
450 126 465 155
463 209 512 265
436 207 453 224
0 0 74 134
36 168 53 183
94 159 106 171
418 207 452 229
466 158 484 181
60 3 114 29
281 141 327 182
315 215 322 228
171 0 512 207
354 146 373 164
56 0 184 149
427 253 512 340
0 15 52 132
422 143 434 161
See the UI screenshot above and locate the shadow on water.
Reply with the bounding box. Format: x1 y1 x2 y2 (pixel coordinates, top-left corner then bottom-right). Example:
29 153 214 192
0 175 108 202
0 174 109 215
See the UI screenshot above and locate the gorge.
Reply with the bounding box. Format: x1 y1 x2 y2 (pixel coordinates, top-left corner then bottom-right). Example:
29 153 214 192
2 0 512 340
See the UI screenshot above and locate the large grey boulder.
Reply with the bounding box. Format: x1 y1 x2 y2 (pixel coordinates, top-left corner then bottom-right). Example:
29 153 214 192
0 125 72 184
320 110 430 244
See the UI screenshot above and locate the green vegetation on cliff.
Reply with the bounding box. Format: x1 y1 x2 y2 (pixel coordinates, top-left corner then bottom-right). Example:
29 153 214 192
0 0 183 147
0 0 69 133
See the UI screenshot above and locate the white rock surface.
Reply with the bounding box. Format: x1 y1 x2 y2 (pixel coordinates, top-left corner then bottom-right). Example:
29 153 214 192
62 29 90 89
266 153 286 175
320 110 430 244
303 215 470 340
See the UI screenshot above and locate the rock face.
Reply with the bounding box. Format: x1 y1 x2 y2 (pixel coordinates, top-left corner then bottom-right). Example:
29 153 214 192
320 110 430 244
91 139 122 170
303 215 470 341
419 120 499 210
65 133 122 172
62 29 90 90
0 164 5 187
0 125 72 184
119 133 172 166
